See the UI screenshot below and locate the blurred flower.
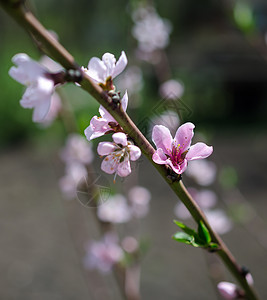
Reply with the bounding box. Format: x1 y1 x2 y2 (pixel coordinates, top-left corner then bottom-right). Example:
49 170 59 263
205 209 233 235
84 51 127 89
152 122 213 174
115 66 143 97
128 186 151 218
39 92 62 127
84 91 128 140
61 134 94 165
97 132 141 178
186 159 217 186
59 162 87 199
9 53 55 122
84 233 123 273
97 194 131 223
174 188 217 219
122 236 139 253
132 6 172 53
150 110 180 136
217 282 240 299
159 79 184 100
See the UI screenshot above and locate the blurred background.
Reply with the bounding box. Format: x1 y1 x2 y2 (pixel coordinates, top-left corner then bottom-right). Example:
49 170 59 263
0 0 267 299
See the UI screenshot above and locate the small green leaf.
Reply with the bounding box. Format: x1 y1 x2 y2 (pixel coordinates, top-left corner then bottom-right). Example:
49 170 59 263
208 243 220 249
172 232 194 245
198 221 211 244
173 220 196 236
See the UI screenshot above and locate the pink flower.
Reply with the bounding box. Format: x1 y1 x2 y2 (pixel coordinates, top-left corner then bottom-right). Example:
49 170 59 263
9 53 55 122
84 51 127 86
84 91 128 140
84 233 123 274
152 122 213 174
159 79 184 100
217 282 239 299
97 132 141 178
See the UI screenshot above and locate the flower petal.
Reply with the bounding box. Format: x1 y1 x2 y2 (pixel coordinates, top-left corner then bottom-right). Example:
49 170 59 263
121 91 128 112
112 51 127 78
102 53 116 78
152 148 168 164
186 143 213 161
152 125 172 154
112 132 128 146
128 145 141 161
97 142 116 156
87 57 107 83
117 159 131 177
99 105 116 121
101 155 118 174
32 99 51 122
174 122 195 153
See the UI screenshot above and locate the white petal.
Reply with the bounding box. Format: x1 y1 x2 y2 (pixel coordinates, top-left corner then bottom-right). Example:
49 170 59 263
97 142 116 155
128 145 141 161
101 155 118 174
112 51 127 78
32 99 51 122
112 132 128 146
117 159 131 177
102 53 116 78
87 57 107 83
121 91 128 112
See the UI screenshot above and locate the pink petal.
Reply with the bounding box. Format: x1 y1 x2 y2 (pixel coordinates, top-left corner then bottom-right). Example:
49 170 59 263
120 91 128 112
152 125 173 154
32 99 51 122
117 159 131 177
128 145 141 161
112 51 127 78
102 53 116 78
12 53 30 65
186 143 213 161
152 148 168 164
87 57 106 83
99 105 115 122
97 142 116 156
112 132 128 146
101 155 118 174
169 159 187 174
174 122 195 153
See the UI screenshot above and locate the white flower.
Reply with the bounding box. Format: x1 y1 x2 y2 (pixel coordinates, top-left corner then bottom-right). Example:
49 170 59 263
186 159 217 186
217 282 239 299
132 6 172 52
61 134 94 165
128 186 151 218
9 53 55 122
84 91 128 140
159 79 184 100
84 233 123 273
97 132 141 178
204 209 233 235
97 194 131 223
59 162 87 199
84 51 127 85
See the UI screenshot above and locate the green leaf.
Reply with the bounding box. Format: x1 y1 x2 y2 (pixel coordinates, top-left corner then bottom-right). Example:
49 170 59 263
172 232 194 245
173 220 196 236
208 243 220 249
198 221 211 245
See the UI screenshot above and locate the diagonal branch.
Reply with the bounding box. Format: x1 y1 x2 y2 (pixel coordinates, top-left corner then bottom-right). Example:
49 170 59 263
0 1 261 299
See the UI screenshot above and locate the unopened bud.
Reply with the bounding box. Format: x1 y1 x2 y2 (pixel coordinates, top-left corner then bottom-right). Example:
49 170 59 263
217 282 239 299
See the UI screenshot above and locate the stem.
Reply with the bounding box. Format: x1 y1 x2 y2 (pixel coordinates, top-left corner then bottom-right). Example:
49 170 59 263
0 2 260 299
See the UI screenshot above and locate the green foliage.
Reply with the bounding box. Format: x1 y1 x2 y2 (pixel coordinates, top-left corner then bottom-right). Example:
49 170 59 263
172 220 219 250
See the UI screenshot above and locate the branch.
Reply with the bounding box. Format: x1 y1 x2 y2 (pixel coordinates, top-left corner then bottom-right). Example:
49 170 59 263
0 1 260 299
